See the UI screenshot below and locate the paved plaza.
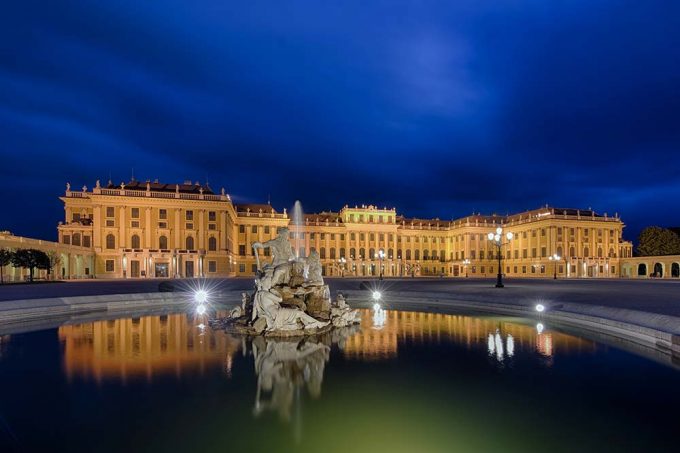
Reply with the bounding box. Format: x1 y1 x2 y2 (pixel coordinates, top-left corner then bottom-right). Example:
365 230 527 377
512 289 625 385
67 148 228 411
1 277 679 317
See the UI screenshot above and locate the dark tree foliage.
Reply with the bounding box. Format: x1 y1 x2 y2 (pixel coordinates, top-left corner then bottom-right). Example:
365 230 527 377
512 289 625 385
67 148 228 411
11 248 51 282
0 249 13 284
637 227 680 256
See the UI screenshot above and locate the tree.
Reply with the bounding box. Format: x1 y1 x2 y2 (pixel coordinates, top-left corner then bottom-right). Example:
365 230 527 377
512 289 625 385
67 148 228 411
637 227 680 256
11 248 51 282
0 249 13 284
46 251 62 281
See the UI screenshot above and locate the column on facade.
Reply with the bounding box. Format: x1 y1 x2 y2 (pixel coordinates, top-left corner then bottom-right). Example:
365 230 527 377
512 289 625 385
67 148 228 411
198 209 205 250
174 209 181 249
119 206 126 249
93 205 101 249
145 207 151 249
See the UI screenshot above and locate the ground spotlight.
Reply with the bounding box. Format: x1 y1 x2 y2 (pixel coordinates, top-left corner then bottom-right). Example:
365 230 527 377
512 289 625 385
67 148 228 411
373 303 381 311
536 323 544 334
196 304 207 315
535 304 545 313
372 291 382 301
195 290 208 304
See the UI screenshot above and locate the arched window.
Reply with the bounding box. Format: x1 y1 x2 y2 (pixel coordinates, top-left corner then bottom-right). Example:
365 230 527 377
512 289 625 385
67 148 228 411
440 250 445 261
320 248 326 259
359 248 365 259
131 234 140 249
208 236 217 251
609 248 615 258
423 249 429 260
186 236 194 250
671 263 679 278
597 248 603 258
72 233 81 247
415 250 420 260
583 247 590 257
350 248 355 259
637 263 647 276
106 234 115 249
369 248 375 260
159 235 168 249
330 248 336 259
406 250 411 260
557 246 563 257
389 249 394 259
569 246 575 257
340 247 346 258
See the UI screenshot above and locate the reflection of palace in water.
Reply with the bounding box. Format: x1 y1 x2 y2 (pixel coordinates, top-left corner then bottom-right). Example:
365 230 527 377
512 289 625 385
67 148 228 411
59 312 240 382
343 310 595 361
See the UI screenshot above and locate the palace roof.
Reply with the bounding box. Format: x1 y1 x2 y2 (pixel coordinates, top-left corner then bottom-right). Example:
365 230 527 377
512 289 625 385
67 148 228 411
106 180 214 195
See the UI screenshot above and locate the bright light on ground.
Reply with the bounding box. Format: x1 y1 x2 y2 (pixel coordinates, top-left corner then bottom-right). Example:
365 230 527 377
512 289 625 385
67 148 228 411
373 303 381 311
195 290 208 304
536 323 544 334
196 304 207 315
535 304 545 313
372 291 382 301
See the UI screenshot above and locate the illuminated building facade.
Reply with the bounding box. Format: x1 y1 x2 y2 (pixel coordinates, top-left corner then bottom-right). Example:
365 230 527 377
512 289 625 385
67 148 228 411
54 180 640 279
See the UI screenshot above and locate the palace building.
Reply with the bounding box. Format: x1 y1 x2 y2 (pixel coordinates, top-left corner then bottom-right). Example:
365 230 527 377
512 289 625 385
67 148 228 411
53 179 636 280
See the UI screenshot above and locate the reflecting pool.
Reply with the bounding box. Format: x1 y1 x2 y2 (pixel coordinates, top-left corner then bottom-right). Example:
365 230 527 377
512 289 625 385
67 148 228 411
0 309 678 452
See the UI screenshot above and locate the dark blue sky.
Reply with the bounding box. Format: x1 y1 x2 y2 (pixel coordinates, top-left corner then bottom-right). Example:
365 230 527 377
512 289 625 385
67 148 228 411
1 1 679 242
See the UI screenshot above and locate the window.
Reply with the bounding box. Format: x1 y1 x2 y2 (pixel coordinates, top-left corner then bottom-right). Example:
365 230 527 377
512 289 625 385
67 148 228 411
531 248 537 258
541 247 546 257
131 208 139 218
239 225 245 234
185 236 194 250
252 226 258 234
105 260 115 272
239 264 246 273
209 211 216 221
159 236 168 249
264 226 270 234
330 248 336 259
541 228 546 236
72 233 81 246
131 234 140 249
63 235 71 245
159 209 167 219
158 222 167 229
185 223 193 230
106 234 115 249
252 264 258 273
350 248 356 259
209 237 217 251
351 233 356 241
208 224 216 230
239 245 246 256
208 261 217 273
186 210 193 220
320 248 326 259
106 220 115 227
369 233 375 241
83 236 91 248
131 221 140 228
340 248 345 258
106 207 115 217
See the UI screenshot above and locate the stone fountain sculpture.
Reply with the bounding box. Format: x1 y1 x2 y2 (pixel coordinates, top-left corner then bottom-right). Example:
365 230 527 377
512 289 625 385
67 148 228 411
213 226 360 337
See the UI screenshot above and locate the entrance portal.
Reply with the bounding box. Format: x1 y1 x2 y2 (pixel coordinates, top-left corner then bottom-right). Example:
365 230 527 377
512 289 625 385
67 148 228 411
130 260 140 278
185 260 194 278
155 263 169 278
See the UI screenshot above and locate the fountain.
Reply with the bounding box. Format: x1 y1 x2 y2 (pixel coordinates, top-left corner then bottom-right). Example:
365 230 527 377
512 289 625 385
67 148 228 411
292 200 303 258
211 203 361 337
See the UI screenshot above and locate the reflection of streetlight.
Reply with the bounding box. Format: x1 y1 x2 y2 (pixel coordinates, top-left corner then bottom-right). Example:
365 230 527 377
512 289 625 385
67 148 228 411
375 249 385 280
548 253 561 279
462 259 470 278
487 227 514 288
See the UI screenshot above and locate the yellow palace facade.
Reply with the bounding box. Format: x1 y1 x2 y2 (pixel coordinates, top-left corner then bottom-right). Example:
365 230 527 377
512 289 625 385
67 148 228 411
57 179 634 279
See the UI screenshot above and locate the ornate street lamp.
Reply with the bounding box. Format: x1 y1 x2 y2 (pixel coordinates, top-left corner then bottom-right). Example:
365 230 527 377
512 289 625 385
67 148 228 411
462 258 470 278
375 249 385 280
487 227 513 288
338 257 347 277
548 253 561 279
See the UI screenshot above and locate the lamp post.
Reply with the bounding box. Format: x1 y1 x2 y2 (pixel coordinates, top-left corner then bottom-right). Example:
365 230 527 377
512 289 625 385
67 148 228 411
462 259 470 278
548 253 560 279
487 227 513 288
338 257 346 277
375 250 385 280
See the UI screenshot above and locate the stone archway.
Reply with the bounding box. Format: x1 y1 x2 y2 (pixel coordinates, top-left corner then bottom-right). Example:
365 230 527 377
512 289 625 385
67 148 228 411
671 262 679 278
653 262 663 278
637 263 647 277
